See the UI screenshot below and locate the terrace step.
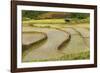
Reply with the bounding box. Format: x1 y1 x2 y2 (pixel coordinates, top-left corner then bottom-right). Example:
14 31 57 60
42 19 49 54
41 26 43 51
22 32 47 51
74 28 89 38
22 27 90 62
74 28 90 48
22 32 47 46
22 27 70 62
60 28 89 55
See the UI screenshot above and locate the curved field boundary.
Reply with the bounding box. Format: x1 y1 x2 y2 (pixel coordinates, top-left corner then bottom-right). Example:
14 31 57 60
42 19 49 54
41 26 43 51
72 28 90 48
23 27 71 49
61 27 79 35
22 27 70 62
58 34 71 50
73 28 89 38
22 32 47 51
22 27 90 62
56 28 71 50
60 27 89 54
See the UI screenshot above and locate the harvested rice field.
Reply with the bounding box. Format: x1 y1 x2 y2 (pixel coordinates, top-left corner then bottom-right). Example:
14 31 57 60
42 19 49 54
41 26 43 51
22 26 90 62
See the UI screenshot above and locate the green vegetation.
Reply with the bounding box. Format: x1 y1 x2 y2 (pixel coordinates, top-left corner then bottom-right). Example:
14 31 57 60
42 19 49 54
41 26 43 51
22 10 46 20
22 10 90 62
23 19 66 24
71 13 90 19
22 18 89 25
22 10 90 27
25 51 90 62
60 51 90 60
22 10 89 20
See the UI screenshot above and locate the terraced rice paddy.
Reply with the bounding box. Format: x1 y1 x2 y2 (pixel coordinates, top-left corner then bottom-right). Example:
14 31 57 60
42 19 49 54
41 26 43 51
59 28 89 55
22 26 90 62
23 32 47 46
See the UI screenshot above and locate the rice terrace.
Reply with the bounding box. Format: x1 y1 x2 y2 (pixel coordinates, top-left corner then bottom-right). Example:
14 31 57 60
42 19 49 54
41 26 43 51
22 11 90 62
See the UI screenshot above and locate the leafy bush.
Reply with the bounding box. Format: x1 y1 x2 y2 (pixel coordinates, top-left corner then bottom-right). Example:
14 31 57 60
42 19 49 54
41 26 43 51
71 13 90 19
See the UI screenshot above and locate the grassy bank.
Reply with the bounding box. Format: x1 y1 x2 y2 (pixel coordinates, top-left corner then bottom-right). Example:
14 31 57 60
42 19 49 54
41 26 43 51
24 51 90 62
22 18 89 25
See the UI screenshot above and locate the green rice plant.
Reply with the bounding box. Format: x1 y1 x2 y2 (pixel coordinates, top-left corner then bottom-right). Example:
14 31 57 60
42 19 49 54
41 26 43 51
23 19 66 24
22 18 89 27
23 51 90 62
59 51 90 60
